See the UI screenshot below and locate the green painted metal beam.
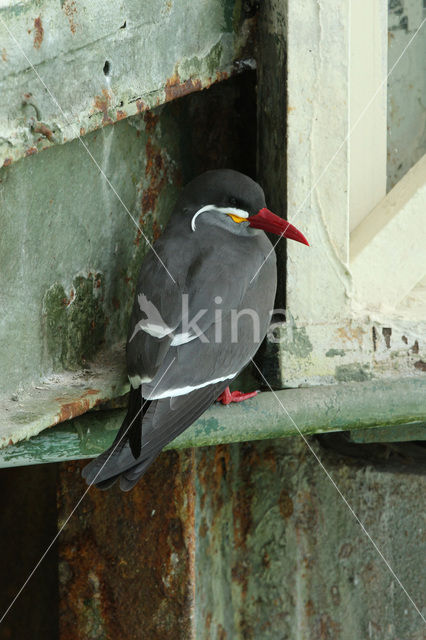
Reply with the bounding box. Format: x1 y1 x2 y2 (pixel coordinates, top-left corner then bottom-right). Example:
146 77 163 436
348 422 426 443
1 377 425 468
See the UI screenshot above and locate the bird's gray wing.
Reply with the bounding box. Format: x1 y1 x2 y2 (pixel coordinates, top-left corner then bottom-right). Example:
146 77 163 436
142 236 277 399
82 380 230 490
126 229 272 387
126 243 184 385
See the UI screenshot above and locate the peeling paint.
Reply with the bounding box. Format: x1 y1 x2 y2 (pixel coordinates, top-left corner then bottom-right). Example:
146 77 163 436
61 0 78 34
32 121 55 142
325 348 345 358
165 69 203 102
92 90 113 125
280 325 313 358
335 363 372 383
414 360 426 372
33 16 44 49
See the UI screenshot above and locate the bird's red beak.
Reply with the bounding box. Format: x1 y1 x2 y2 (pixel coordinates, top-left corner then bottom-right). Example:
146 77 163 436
248 208 309 246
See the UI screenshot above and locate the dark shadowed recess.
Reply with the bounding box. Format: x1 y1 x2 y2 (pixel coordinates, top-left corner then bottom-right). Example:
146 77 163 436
170 71 257 184
0 464 59 640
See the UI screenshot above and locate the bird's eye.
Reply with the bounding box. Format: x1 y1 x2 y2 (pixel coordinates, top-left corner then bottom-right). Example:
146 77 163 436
229 197 237 206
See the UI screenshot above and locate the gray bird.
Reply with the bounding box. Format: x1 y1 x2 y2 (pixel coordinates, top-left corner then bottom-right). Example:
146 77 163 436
82 169 308 491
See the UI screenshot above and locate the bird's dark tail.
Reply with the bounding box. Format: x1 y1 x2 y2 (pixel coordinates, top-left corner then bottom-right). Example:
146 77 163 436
82 380 230 491
81 386 156 491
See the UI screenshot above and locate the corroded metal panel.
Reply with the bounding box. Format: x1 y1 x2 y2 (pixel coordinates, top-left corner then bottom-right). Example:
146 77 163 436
0 70 256 448
58 450 196 639
0 0 257 167
194 437 426 639
0 111 177 445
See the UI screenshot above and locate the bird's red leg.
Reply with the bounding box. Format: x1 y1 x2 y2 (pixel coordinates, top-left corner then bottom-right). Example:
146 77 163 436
216 386 258 405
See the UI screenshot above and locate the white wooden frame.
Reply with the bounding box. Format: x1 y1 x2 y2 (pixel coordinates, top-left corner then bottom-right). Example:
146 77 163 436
278 0 425 387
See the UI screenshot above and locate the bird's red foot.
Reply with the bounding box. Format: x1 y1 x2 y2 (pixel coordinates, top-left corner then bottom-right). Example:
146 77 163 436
216 386 259 405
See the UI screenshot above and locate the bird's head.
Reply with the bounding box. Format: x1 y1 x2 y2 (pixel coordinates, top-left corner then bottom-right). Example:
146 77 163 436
177 169 309 246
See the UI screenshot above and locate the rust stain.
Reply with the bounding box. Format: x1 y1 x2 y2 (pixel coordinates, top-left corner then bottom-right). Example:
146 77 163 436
372 326 378 351
112 297 120 310
136 99 148 114
144 110 159 134
232 444 258 549
411 340 419 354
134 112 169 246
1 48 7 62
319 614 341 639
33 122 54 141
217 624 227 640
54 389 101 423
93 89 113 125
414 360 426 372
382 327 392 348
164 69 202 102
2 157 12 167
142 140 165 214
116 109 127 120
25 147 37 157
79 126 85 136
62 0 77 34
337 325 365 347
33 16 44 49
261 446 277 471
305 599 315 617
279 488 294 518
61 287 75 307
58 451 195 639
215 70 229 83
56 397 91 422
152 219 162 241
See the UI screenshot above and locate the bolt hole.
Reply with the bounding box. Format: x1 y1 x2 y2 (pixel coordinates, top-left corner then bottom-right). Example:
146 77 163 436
103 60 111 76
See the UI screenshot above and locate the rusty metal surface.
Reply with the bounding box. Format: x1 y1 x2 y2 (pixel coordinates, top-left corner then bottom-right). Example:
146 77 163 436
0 0 257 167
194 437 426 639
58 450 196 639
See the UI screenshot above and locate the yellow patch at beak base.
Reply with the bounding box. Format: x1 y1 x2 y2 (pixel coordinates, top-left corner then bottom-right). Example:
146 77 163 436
227 214 246 223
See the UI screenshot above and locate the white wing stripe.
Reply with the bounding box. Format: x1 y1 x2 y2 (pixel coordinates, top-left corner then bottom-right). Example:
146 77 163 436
145 372 238 399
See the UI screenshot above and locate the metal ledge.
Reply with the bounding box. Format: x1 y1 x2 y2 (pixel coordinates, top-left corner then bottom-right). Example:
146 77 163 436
1 377 425 468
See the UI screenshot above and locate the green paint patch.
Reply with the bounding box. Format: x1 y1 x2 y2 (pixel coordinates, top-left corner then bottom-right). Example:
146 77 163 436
43 274 106 370
326 348 346 358
280 326 313 358
206 41 224 76
222 0 235 31
335 363 372 382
